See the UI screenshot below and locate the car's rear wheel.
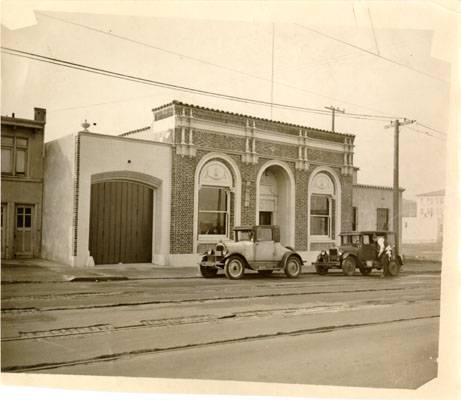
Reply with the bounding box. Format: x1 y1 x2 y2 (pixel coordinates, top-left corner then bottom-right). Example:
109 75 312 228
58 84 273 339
315 265 328 275
285 255 302 278
342 256 356 276
359 267 372 276
199 265 218 278
224 256 245 280
383 259 400 277
258 270 273 277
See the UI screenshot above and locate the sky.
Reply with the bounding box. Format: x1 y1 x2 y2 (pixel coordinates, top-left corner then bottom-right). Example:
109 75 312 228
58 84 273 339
1 1 459 199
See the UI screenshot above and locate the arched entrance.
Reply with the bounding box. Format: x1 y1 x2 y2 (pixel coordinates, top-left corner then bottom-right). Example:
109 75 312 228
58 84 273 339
89 171 160 265
256 161 295 247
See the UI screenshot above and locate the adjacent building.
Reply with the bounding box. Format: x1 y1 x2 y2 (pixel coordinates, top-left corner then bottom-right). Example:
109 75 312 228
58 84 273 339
403 189 445 243
41 100 403 267
1 108 46 259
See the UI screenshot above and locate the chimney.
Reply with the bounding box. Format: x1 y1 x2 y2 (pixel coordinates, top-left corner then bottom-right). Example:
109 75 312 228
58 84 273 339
34 107 46 123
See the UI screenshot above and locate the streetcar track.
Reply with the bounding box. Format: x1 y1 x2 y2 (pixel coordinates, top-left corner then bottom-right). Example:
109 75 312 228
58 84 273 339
1 315 439 373
1 284 439 314
2 298 440 342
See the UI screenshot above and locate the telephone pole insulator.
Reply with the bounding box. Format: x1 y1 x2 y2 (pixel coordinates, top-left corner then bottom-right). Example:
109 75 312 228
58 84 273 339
324 106 345 132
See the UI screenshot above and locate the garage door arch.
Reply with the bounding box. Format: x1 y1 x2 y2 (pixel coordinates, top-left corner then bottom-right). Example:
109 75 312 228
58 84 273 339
89 171 161 265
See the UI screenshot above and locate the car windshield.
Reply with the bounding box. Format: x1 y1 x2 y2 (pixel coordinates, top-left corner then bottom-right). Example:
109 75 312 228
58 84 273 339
341 235 360 246
235 230 253 242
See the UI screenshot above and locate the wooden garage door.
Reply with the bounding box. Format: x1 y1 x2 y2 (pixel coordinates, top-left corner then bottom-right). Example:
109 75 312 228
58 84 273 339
89 181 153 265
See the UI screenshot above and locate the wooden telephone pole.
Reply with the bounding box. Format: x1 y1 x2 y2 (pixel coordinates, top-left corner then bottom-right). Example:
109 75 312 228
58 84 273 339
384 118 415 255
324 106 345 132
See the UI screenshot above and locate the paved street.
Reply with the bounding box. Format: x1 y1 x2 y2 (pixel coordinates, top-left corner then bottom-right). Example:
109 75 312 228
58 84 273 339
1 261 441 389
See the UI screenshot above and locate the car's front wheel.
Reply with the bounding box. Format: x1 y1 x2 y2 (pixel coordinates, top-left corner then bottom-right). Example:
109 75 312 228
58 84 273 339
342 256 356 276
285 255 302 278
199 265 218 278
224 256 245 279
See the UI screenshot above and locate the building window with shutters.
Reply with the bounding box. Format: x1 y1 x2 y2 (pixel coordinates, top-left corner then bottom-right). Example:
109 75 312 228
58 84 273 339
1 136 28 176
376 208 389 230
309 172 336 240
197 160 233 240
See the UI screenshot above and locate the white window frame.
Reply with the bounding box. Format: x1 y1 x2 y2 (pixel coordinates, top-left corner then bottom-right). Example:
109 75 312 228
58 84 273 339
197 185 230 241
310 194 332 239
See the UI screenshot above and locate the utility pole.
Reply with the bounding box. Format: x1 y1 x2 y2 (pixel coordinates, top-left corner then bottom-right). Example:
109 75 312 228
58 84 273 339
324 106 345 132
384 118 415 255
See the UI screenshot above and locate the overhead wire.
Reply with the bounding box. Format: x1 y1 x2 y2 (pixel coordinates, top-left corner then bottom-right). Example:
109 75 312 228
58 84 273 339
2 46 448 138
35 11 407 118
294 23 449 83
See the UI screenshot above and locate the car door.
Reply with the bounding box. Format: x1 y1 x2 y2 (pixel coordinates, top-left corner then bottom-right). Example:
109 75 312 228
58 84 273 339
358 234 377 264
254 226 276 268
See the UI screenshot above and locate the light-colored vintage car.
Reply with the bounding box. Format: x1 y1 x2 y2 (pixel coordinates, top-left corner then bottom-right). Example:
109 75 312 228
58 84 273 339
199 225 304 279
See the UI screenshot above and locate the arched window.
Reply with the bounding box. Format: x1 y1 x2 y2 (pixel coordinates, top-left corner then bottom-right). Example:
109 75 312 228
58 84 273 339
310 172 335 238
198 160 233 238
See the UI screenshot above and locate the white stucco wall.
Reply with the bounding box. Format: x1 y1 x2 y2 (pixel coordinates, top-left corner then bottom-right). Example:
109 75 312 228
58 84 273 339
75 133 172 267
402 217 438 243
42 134 76 264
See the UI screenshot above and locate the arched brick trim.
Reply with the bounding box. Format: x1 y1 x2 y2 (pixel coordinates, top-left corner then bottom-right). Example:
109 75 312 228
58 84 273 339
193 152 242 252
91 170 162 188
255 160 296 247
307 166 342 248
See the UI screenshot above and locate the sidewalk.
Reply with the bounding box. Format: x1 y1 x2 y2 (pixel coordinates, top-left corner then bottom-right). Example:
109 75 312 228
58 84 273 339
1 258 200 283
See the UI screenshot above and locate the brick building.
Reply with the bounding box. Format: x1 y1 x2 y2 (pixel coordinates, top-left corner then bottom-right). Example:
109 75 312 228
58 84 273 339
1 108 46 259
42 101 400 267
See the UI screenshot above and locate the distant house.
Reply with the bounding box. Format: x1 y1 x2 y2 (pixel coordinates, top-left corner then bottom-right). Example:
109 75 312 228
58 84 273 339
402 189 445 243
1 108 46 259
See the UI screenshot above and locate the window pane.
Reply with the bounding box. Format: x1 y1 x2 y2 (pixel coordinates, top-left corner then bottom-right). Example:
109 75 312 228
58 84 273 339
310 216 329 235
1 137 14 146
16 149 26 173
198 212 227 235
311 195 329 215
199 187 227 211
25 214 31 228
16 138 28 147
17 214 23 228
1 148 12 173
257 227 273 241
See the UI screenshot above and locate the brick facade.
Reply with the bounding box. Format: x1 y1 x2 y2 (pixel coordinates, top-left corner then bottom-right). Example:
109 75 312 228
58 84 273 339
164 101 356 255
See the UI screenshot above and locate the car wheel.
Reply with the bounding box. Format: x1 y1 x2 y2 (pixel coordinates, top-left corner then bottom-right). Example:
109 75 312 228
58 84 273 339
224 256 245 280
258 270 274 277
315 265 328 275
342 256 356 276
384 259 400 277
285 255 302 278
199 265 218 278
359 267 372 276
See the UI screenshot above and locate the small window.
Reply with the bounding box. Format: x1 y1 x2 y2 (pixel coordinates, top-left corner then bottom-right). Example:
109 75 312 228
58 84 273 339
1 148 12 173
257 227 273 241
377 208 389 230
16 149 26 174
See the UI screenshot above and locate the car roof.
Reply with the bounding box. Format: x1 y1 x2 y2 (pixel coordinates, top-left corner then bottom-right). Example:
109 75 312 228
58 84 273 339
339 231 395 236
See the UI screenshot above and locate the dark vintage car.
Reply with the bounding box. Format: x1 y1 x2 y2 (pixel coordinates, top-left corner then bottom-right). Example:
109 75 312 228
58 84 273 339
312 231 404 277
199 225 305 280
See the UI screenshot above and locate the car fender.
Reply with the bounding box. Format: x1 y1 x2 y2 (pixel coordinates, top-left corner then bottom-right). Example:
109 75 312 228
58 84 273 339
223 252 249 268
341 252 359 265
281 251 303 268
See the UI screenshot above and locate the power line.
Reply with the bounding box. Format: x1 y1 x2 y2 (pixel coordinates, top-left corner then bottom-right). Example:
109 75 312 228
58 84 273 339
3 46 447 140
35 11 407 119
415 122 447 137
2 46 404 122
368 8 380 56
294 23 449 83
405 125 447 141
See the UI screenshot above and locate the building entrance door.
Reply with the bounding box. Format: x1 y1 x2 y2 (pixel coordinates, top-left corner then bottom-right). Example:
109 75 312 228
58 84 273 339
15 205 33 258
89 181 153 265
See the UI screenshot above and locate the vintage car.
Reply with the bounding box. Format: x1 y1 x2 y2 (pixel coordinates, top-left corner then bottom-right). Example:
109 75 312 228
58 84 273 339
312 230 404 277
199 225 304 279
